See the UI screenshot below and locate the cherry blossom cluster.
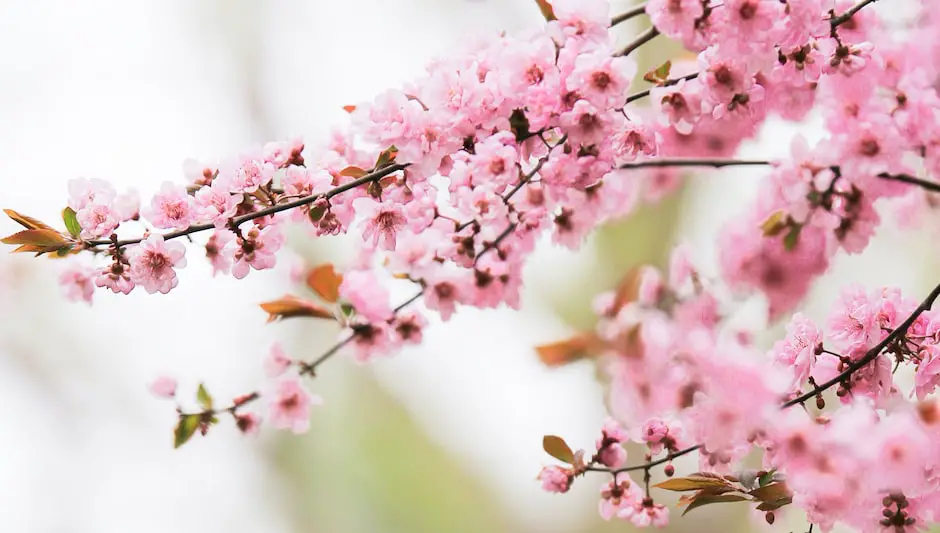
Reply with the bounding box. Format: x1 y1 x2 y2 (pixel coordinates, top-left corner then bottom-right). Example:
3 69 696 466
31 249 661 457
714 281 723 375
6 0 940 531
538 246 940 532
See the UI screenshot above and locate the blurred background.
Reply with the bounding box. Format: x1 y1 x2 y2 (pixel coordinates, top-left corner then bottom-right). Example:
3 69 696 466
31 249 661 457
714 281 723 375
0 0 928 532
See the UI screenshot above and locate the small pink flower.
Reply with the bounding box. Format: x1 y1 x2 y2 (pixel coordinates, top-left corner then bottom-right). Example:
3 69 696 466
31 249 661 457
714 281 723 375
205 229 237 277
265 343 293 378
95 256 134 295
769 313 823 388
596 419 629 468
357 197 408 251
269 378 321 434
235 413 262 436
339 270 393 323
149 376 177 398
599 480 640 520
128 234 187 295
68 177 116 212
915 345 940 400
537 466 572 493
621 499 669 528
195 183 243 227
232 225 285 279
113 190 141 222
59 265 96 304
76 203 119 239
146 182 197 231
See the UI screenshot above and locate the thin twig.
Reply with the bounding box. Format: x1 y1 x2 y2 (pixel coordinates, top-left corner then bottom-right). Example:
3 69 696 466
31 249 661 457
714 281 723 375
611 2 648 26
830 0 878 28
618 158 771 170
617 26 660 57
623 72 700 105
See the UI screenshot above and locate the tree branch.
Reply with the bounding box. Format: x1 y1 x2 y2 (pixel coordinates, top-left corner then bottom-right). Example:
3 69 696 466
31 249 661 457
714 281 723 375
611 3 648 27
619 158 771 170
830 0 879 28
87 163 410 248
617 26 660 57
623 73 701 105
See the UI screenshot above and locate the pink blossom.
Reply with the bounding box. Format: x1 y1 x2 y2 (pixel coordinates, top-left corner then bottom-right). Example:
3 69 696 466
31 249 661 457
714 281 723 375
599 480 640 520
127 234 187 295
76 203 119 239
149 376 177 398
915 345 940 400
620 498 670 528
269 378 321 434
95 256 134 295
146 182 197 231
232 225 285 279
645 0 704 46
59 265 96 304
113 190 141 222
68 177 116 212
205 229 237 277
356 197 408 251
235 412 261 435
265 343 293 378
596 419 629 468
195 183 242 227
537 465 571 494
339 270 393 323
769 313 823 388
567 52 636 108
391 311 428 345
827 284 878 352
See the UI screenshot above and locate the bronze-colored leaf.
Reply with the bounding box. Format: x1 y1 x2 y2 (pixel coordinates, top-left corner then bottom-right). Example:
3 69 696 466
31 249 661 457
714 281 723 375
534 0 557 20
748 482 792 503
339 166 368 178
654 475 733 492
306 263 343 303
760 209 788 237
342 105 357 113
542 435 574 464
259 295 335 323
2 229 71 255
3 209 56 231
682 493 750 516
756 497 793 512
535 332 601 367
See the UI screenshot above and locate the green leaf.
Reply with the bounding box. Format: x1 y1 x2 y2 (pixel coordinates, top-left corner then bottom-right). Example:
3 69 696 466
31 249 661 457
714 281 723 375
783 225 802 251
62 207 81 238
682 493 750 516
196 383 213 411
542 435 574 464
760 209 788 237
533 0 556 20
643 60 673 84
174 414 201 449
654 475 732 492
341 303 356 317
758 469 776 488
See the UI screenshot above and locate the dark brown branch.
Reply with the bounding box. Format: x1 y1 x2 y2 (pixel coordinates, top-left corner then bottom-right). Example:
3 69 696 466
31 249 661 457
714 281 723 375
619 158 771 170
87 163 410 248
830 0 878 28
623 72 700 105
611 3 648 27
782 280 940 407
617 26 660 57
585 444 702 474
878 173 940 193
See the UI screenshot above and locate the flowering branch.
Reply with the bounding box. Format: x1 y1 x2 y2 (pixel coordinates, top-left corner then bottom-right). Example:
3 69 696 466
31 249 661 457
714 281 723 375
830 0 879 28
86 162 410 249
623 73 700 105
782 280 940 407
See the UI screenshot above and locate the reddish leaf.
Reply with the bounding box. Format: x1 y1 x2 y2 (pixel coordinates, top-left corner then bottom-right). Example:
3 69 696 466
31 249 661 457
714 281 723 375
259 295 335 323
756 497 793 512
2 229 72 256
748 482 792 503
375 146 399 169
3 209 56 231
534 0 557 20
306 263 343 303
535 332 601 367
681 493 750 516
542 435 574 464
342 105 357 113
654 475 733 492
339 166 368 178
